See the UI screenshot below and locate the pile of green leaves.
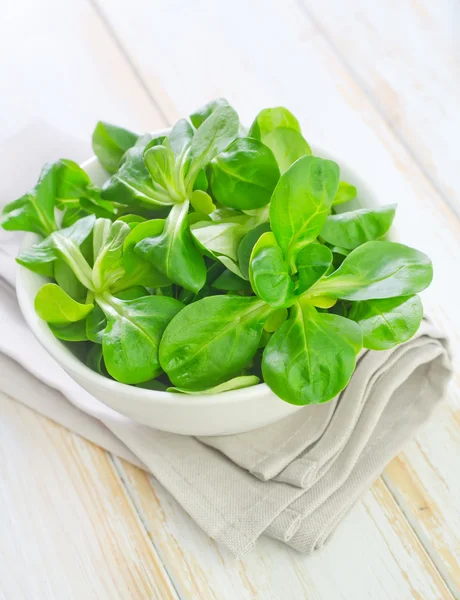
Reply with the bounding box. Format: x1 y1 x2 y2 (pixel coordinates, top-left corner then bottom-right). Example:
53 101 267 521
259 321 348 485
1 99 433 404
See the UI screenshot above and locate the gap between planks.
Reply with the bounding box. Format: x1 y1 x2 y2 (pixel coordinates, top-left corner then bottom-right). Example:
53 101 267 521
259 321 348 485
108 455 188 600
86 0 170 125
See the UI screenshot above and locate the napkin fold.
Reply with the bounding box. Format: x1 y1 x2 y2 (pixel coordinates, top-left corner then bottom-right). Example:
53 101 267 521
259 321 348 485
0 125 452 558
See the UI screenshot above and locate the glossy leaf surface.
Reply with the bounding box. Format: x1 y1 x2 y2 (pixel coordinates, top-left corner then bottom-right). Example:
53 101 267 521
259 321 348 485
270 155 340 268
35 283 93 325
249 232 295 307
135 202 206 293
1 162 57 236
320 204 396 250
160 295 271 390
313 241 433 301
92 121 138 174
349 295 423 350
210 137 279 209
262 302 362 405
99 294 183 384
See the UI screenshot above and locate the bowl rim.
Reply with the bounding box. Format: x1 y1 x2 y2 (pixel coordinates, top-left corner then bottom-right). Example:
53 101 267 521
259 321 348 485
16 139 380 407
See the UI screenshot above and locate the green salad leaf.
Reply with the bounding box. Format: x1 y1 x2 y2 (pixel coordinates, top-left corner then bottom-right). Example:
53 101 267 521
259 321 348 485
210 137 280 210
262 302 362 405
135 202 206 293
310 241 433 301
17 215 95 287
296 244 333 295
249 107 311 172
92 121 138 174
190 98 232 128
2 162 57 237
168 375 260 395
333 181 357 206
34 283 93 325
98 294 183 384
186 103 239 186
101 134 173 209
320 204 396 250
159 295 272 390
49 320 90 342
249 232 295 307
270 155 340 270
348 295 423 350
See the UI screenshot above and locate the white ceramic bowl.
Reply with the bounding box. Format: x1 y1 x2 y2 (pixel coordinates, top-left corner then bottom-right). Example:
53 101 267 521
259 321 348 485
16 138 382 436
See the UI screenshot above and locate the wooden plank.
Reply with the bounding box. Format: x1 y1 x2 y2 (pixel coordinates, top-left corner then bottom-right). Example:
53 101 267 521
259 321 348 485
116 460 454 600
93 1 460 591
0 394 178 600
299 0 460 213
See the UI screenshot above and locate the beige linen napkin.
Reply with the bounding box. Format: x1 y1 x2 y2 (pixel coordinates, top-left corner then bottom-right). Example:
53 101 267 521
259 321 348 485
0 126 452 558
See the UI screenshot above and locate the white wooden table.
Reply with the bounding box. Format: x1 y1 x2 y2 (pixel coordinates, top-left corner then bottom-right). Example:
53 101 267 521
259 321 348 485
1 1 459 598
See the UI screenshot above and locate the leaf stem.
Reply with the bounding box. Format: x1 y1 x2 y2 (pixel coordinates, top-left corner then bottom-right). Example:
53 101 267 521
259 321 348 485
57 237 94 291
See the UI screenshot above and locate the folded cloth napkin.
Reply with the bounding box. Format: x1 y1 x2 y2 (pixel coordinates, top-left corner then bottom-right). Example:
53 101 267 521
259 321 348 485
0 126 452 558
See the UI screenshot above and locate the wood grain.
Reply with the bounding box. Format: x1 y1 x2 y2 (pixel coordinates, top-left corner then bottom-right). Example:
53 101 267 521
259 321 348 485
0 394 177 600
116 460 454 600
